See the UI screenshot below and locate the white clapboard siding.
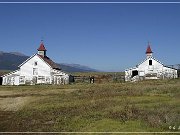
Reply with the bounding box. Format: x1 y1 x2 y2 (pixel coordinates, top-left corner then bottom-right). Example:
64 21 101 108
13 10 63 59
2 42 70 85
125 45 178 81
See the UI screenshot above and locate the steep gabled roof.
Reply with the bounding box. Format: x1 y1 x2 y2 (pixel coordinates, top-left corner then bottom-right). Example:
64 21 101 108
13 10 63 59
38 42 46 51
137 56 164 67
37 54 61 70
125 57 164 71
146 45 153 54
1 69 20 77
18 54 61 70
18 53 37 67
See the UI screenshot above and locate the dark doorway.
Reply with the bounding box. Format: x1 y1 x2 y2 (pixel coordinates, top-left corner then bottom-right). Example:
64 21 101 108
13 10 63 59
178 69 180 78
69 75 75 83
132 70 138 77
0 77 2 85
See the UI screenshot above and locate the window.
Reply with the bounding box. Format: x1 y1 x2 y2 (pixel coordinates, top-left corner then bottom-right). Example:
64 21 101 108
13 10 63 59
149 60 152 65
38 76 45 80
33 68 38 75
38 76 45 83
46 77 50 83
19 76 25 84
34 61 37 66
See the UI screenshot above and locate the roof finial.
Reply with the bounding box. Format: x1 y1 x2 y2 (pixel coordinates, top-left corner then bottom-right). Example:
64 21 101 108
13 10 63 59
41 36 44 43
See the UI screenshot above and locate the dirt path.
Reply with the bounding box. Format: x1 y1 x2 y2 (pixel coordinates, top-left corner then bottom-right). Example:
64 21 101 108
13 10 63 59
0 97 33 111
0 88 78 111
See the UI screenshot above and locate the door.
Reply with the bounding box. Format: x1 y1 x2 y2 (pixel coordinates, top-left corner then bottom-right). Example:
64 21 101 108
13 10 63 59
132 70 138 77
0 77 2 85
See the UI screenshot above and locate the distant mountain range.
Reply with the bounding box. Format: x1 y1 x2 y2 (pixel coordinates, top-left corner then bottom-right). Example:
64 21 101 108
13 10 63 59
0 51 98 73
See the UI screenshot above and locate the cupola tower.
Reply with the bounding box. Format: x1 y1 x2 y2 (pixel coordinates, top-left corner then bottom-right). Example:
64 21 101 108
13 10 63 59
37 41 47 57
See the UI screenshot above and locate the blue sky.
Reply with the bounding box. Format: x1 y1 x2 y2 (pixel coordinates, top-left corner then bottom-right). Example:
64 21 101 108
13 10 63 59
0 1 180 71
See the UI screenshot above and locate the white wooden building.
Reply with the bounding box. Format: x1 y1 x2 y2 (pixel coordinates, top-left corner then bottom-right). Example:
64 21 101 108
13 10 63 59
2 42 71 85
125 44 178 82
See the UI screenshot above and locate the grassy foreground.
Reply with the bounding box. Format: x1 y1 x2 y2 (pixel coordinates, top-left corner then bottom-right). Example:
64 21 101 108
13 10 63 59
0 79 180 134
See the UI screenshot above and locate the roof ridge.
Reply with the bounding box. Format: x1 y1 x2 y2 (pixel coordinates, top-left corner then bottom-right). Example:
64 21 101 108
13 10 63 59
37 54 61 70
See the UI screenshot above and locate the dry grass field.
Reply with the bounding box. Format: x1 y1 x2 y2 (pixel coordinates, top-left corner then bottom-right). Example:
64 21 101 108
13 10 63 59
0 73 179 134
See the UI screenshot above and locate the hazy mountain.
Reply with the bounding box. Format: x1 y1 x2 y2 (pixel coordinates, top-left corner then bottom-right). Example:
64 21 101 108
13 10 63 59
9 52 27 56
0 51 29 70
60 63 98 72
0 51 98 72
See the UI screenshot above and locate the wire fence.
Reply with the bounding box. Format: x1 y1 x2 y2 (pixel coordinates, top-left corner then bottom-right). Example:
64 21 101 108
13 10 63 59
73 73 125 84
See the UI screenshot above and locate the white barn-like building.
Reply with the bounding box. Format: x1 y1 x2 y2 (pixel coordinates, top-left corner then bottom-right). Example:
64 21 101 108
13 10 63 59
2 42 72 85
125 44 178 82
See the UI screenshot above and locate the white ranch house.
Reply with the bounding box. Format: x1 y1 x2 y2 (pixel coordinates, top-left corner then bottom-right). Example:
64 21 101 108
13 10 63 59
125 44 178 82
2 42 72 85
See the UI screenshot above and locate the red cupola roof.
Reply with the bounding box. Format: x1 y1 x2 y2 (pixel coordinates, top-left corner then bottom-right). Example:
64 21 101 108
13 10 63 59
38 42 46 51
146 44 153 54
